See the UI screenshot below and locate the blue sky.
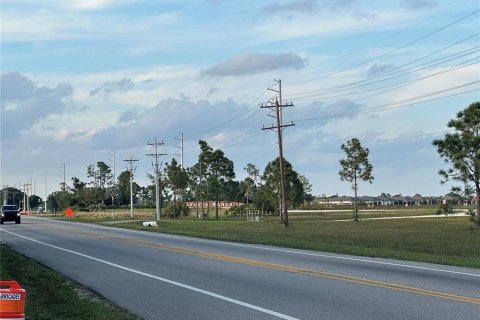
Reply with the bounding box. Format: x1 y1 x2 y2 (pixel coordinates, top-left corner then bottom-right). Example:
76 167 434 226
1 0 479 198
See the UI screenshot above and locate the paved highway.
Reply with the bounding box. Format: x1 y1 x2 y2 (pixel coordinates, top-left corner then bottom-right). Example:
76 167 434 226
1 216 479 320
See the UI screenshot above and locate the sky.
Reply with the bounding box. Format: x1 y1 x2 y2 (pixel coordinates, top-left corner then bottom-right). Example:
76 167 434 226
1 0 479 199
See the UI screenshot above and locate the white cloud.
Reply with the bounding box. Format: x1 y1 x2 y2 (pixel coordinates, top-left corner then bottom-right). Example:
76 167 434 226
63 0 131 10
90 78 135 96
203 52 307 77
367 63 395 77
262 0 318 14
253 8 409 43
1 72 73 140
403 0 438 10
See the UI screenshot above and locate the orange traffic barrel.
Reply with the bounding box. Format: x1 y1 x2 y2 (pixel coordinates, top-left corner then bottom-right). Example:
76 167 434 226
0 281 25 320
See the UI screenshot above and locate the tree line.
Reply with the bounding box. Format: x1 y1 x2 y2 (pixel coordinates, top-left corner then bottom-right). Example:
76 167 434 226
44 139 313 219
2 102 478 225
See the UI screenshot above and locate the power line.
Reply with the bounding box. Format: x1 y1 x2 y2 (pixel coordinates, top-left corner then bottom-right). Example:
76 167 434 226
292 0 472 73
288 9 480 87
291 83 479 123
284 130 455 146
285 37 480 98
184 88 269 141
291 56 479 102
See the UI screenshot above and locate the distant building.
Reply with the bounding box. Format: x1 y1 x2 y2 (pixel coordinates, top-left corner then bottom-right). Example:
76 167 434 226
185 201 243 209
314 194 442 207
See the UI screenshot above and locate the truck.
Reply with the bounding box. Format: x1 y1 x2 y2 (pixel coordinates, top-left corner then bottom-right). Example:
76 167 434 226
1 205 21 224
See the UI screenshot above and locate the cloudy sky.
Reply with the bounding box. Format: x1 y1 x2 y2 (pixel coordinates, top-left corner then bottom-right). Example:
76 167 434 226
1 0 479 198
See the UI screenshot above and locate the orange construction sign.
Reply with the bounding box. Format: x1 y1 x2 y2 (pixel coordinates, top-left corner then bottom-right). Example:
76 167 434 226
0 281 26 320
65 208 74 217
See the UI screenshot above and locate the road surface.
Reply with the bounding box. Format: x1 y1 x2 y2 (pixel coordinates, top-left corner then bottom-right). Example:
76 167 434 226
1 216 479 320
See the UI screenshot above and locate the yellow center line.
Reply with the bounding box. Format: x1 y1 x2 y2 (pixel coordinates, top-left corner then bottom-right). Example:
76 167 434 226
68 229 480 305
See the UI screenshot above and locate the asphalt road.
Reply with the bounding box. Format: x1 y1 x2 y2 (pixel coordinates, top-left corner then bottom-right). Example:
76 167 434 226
1 216 479 320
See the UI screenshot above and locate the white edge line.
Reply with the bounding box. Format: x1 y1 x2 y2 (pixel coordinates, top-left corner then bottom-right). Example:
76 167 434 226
27 216 480 278
0 228 300 320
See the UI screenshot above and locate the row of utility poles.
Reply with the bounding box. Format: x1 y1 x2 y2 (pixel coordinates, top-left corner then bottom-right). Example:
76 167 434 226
1 182 33 212
113 79 294 226
12 82 289 224
15 132 183 218
123 132 184 220
260 79 295 227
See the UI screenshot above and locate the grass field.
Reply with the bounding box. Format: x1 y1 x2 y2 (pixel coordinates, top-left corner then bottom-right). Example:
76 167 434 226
0 244 139 320
53 208 480 268
111 214 479 268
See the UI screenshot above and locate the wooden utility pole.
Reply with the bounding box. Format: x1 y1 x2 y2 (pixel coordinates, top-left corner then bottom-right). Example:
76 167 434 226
260 79 294 226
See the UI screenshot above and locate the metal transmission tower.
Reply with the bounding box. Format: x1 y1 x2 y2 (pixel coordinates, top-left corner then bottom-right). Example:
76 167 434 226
41 172 47 212
123 157 139 219
146 138 166 221
22 183 31 211
174 132 184 169
59 163 66 191
260 79 295 227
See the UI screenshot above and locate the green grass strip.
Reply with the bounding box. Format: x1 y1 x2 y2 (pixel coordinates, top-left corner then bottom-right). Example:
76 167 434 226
114 217 480 269
0 243 139 320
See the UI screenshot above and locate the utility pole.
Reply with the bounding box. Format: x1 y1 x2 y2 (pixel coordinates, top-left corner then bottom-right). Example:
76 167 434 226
146 138 166 221
260 79 295 227
124 157 139 219
22 183 31 212
41 172 47 212
175 132 184 169
109 149 116 206
2 186 8 205
174 132 184 215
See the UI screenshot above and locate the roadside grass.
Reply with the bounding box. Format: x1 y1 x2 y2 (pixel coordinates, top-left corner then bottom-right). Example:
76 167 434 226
113 215 480 268
51 208 479 268
0 244 139 320
286 208 441 221
56 207 440 222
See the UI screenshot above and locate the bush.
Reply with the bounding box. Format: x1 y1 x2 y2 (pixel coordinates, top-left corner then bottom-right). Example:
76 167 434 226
225 205 246 216
436 203 453 215
164 201 189 218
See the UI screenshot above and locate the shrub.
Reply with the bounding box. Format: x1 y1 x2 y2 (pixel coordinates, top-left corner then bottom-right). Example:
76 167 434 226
164 201 189 218
436 203 453 215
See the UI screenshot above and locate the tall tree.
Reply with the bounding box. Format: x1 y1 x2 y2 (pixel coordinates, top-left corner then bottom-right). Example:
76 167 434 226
197 140 235 220
1 187 23 206
298 174 314 204
240 177 256 205
165 158 189 217
262 157 305 214
117 171 131 205
255 184 276 213
47 190 74 213
339 138 374 221
245 163 260 185
243 163 260 205
87 161 112 205
87 161 112 188
28 195 42 209
433 102 480 225
186 164 203 217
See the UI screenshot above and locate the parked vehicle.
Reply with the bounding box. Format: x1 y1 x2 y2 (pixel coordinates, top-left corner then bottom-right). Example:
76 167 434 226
1 205 21 224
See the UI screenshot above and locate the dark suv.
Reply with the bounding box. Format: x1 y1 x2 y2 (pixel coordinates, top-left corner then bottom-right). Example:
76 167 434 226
1 205 21 224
